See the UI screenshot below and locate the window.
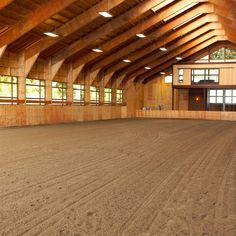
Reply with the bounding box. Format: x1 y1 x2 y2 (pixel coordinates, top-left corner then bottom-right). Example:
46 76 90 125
0 75 18 104
178 69 184 83
104 88 112 104
73 84 85 104
52 82 67 105
208 89 236 111
225 89 236 104
164 75 172 83
116 89 123 104
26 79 45 105
90 86 99 104
209 89 223 104
192 69 219 84
195 47 236 63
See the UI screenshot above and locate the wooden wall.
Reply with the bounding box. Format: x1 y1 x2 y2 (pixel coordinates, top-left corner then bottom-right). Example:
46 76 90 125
136 109 236 121
0 105 127 127
143 76 172 110
173 63 236 86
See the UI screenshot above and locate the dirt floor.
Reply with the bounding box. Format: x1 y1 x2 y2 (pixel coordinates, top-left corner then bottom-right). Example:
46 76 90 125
0 119 235 236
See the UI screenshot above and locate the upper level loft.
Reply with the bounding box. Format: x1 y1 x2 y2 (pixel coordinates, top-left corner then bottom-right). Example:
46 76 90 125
173 45 236 87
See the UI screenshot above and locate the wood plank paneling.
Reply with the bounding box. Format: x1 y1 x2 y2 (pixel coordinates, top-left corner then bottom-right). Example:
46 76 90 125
136 110 236 121
0 105 127 127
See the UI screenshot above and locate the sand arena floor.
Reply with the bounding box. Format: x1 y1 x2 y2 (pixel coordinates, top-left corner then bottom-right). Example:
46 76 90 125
0 119 235 236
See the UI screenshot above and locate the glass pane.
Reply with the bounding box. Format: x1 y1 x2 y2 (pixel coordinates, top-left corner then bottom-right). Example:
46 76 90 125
233 90 236 96
233 97 236 104
210 48 225 60
0 83 12 97
209 69 219 75
193 76 204 83
217 90 223 96
225 90 232 97
216 97 223 104
225 97 232 104
52 87 63 99
0 75 12 83
26 85 40 98
40 87 45 99
210 90 216 96
225 48 236 59
193 69 205 75
209 97 216 103
179 69 183 75
13 84 18 98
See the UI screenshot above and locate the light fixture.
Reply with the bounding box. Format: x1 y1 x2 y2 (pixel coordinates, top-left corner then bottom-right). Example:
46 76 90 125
144 66 151 70
176 56 182 60
99 11 112 18
152 0 175 12
92 48 103 53
136 33 146 38
160 47 168 51
123 59 131 63
173 13 202 30
163 2 199 22
160 72 166 75
44 32 59 37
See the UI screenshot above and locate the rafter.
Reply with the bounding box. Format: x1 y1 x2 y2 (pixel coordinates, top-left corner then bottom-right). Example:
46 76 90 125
132 30 225 82
0 0 13 10
105 15 219 79
52 0 201 67
24 0 125 60
143 35 228 84
72 2 212 71
139 35 227 84
0 0 77 53
88 2 213 74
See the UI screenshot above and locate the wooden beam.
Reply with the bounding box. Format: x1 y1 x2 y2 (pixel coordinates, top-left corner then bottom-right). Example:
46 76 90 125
132 29 225 82
52 0 200 65
105 16 220 77
143 36 227 84
0 0 13 10
89 6 216 72
140 35 227 84
72 3 213 70
0 45 7 58
24 0 125 60
0 0 77 49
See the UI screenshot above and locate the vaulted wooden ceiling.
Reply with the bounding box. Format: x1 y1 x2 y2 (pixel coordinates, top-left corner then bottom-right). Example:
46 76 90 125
0 0 235 86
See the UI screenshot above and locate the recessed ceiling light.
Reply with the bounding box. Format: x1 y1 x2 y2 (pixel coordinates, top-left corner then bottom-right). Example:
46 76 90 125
99 11 112 18
160 47 168 51
136 33 146 38
160 72 166 75
144 66 151 70
44 32 59 37
92 48 103 53
176 56 182 60
123 59 131 63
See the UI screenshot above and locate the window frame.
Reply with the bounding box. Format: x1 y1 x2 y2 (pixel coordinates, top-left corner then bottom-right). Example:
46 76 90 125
26 78 45 105
116 89 124 104
90 86 99 105
104 88 112 105
73 84 85 105
0 75 18 104
191 68 220 84
52 81 67 105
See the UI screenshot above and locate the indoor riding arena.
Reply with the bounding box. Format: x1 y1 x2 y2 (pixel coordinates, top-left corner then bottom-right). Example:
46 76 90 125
0 1 235 236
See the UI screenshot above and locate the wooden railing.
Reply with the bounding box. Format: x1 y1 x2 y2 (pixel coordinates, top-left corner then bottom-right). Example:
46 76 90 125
136 110 236 121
